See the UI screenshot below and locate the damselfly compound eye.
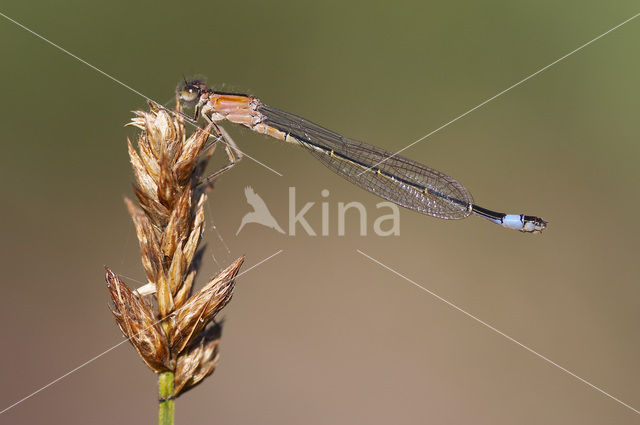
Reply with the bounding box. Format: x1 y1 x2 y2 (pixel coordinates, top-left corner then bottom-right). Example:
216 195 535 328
178 83 201 103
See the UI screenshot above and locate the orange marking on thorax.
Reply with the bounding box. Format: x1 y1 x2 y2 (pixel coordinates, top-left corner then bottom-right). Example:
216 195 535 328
204 93 286 141
209 94 254 113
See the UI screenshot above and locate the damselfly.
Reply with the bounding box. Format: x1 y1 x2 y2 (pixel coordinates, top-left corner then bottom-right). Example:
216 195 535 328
177 80 547 233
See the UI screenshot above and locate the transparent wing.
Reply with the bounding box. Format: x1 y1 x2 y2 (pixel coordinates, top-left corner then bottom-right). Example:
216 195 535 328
258 104 472 219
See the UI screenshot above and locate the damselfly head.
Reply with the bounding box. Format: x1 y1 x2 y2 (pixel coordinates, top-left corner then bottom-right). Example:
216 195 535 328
178 80 208 104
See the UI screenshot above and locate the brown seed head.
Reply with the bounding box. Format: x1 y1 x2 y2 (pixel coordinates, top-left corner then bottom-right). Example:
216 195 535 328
105 100 245 392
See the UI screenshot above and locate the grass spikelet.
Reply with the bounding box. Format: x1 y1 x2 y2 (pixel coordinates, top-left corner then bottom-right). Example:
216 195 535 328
105 98 244 425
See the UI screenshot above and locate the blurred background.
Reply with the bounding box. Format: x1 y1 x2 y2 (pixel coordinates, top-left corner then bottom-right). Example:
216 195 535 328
1 1 639 424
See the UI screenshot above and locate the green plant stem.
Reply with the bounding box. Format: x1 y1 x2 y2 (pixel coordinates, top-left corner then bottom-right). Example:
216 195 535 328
158 371 175 425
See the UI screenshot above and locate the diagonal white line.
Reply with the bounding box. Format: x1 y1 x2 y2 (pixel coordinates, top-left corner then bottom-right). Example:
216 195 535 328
356 249 639 415
0 249 283 415
0 10 283 177
357 11 640 176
